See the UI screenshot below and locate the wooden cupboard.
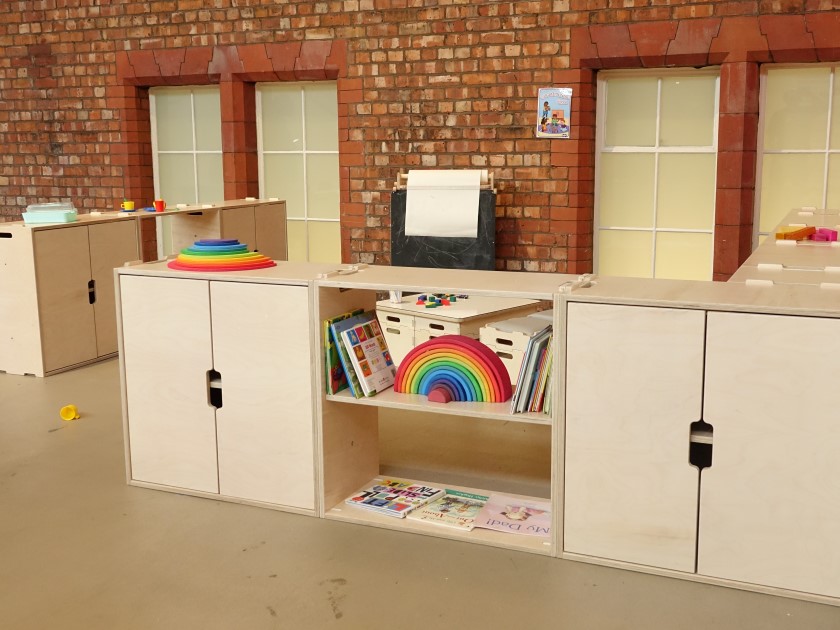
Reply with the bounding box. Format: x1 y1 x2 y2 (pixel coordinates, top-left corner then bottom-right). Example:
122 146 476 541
0 215 139 376
118 263 324 512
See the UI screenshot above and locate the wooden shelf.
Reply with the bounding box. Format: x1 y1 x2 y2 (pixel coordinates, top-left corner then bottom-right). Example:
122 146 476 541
325 477 553 556
326 388 551 426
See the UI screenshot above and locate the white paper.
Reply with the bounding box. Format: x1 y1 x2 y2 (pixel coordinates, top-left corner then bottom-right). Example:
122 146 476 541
404 169 483 237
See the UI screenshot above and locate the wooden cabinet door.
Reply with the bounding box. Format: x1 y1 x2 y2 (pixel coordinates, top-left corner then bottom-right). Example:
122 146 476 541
219 206 257 251
564 303 704 572
88 220 138 357
701 312 840 597
33 226 97 373
211 281 315 509
254 202 287 260
120 275 219 493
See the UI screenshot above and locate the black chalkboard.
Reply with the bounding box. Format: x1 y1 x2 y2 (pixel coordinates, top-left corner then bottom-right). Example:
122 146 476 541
390 189 496 271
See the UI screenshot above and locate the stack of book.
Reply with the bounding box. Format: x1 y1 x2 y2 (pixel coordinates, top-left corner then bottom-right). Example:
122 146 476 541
324 309 396 397
345 479 445 518
509 324 553 414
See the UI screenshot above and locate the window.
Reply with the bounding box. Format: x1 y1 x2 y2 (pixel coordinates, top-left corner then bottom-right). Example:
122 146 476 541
595 70 719 281
257 82 341 263
755 65 840 243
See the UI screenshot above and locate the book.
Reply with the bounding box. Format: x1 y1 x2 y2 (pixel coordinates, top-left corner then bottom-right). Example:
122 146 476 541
529 336 553 413
406 489 489 531
339 313 396 397
324 308 364 395
510 325 551 414
472 494 551 538
330 311 375 398
345 478 445 518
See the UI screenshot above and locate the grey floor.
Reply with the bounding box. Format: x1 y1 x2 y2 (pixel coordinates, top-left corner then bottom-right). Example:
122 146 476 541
1 360 839 630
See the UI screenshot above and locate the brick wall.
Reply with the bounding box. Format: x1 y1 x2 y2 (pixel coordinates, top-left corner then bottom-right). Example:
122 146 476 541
0 1 836 275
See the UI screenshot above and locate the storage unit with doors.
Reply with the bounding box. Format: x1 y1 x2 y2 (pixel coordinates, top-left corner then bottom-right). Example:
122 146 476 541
117 260 334 512
561 276 840 604
0 213 139 376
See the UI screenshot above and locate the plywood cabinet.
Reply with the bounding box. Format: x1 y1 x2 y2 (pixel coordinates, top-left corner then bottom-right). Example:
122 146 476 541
0 216 139 376
119 270 316 511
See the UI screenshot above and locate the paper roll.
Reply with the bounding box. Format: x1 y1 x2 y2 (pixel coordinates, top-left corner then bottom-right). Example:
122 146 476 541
404 169 483 238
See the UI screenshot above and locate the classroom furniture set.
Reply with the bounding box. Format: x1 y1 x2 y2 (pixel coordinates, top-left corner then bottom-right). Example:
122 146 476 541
114 214 840 606
0 198 286 377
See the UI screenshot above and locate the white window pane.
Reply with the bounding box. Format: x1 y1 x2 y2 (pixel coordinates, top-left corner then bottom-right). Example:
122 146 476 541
153 89 194 151
286 220 307 262
763 67 831 151
308 221 341 263
196 154 224 204
758 153 825 233
605 77 658 147
263 154 305 218
598 153 655 228
304 83 339 151
158 153 196 205
654 232 712 281
660 76 717 147
193 88 222 152
831 70 840 150
827 154 840 208
657 153 716 230
597 230 653 278
259 85 303 152
306 154 340 220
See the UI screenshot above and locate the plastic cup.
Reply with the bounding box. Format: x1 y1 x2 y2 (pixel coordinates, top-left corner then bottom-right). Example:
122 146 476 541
59 404 80 421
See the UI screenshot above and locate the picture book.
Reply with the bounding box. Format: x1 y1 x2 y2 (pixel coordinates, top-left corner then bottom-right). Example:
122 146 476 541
406 489 489 531
324 308 364 395
345 478 445 518
339 313 397 397
510 325 552 414
536 87 572 139
472 494 551 538
330 311 374 398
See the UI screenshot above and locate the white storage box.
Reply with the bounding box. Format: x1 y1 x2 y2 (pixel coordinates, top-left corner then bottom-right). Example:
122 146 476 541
377 310 414 367
480 314 553 384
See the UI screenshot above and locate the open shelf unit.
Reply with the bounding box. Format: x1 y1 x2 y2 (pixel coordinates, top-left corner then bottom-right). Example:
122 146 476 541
315 265 571 554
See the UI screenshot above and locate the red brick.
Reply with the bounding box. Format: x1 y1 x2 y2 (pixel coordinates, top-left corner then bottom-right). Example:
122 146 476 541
266 42 302 80
713 224 753 275
209 46 245 80
325 39 348 79
154 49 187 80
759 15 818 63
628 20 678 67
716 150 757 189
805 12 840 62
589 24 640 67
718 113 758 152
719 61 760 115
294 40 332 80
182 47 215 79
666 18 721 66
569 26 601 69
709 17 771 64
715 187 755 225
127 50 161 79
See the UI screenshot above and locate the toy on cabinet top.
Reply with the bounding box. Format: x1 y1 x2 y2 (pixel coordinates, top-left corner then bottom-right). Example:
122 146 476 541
394 334 512 403
167 239 276 271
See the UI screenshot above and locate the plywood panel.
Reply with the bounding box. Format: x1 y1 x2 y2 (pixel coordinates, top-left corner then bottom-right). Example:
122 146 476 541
701 312 840 598
32 226 98 373
219 205 257 250
564 302 704 572
88 220 139 356
169 210 221 254
254 202 287 260
0 226 43 375
212 281 315 509
120 275 218 493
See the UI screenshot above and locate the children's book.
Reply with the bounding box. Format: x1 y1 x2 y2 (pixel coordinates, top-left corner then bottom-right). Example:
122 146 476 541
536 87 572 138
345 479 445 518
330 311 374 398
339 313 396 397
406 489 489 531
324 308 364 395
510 325 551 414
472 494 551 538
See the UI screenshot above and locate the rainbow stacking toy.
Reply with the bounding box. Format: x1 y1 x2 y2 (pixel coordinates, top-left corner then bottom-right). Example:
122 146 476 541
394 335 512 404
167 239 276 272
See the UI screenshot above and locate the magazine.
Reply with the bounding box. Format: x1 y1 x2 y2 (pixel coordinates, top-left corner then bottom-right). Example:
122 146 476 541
345 479 445 518
339 313 396 397
323 308 364 395
472 494 551 538
536 87 572 139
406 489 489 531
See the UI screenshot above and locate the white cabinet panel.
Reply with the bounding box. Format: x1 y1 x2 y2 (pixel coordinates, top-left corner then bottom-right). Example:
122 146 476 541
564 303 704 572
121 275 219 493
212 281 315 509
701 312 840 598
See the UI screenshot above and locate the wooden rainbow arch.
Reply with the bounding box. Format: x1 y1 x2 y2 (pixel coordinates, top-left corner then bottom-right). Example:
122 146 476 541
394 335 512 403
167 239 276 272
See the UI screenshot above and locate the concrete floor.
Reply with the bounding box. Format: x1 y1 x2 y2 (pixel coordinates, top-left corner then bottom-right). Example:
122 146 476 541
1 359 839 630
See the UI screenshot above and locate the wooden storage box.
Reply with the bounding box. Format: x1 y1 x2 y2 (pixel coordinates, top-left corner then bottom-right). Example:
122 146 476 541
376 310 415 366
480 312 553 384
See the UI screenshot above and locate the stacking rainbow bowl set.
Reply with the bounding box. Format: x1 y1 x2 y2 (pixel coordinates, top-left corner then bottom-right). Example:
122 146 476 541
167 239 276 271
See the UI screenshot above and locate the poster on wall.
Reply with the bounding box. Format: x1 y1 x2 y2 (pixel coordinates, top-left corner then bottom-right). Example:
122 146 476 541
536 87 572 138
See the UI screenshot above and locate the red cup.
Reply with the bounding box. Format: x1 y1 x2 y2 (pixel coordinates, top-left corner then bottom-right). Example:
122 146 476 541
153 199 166 213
